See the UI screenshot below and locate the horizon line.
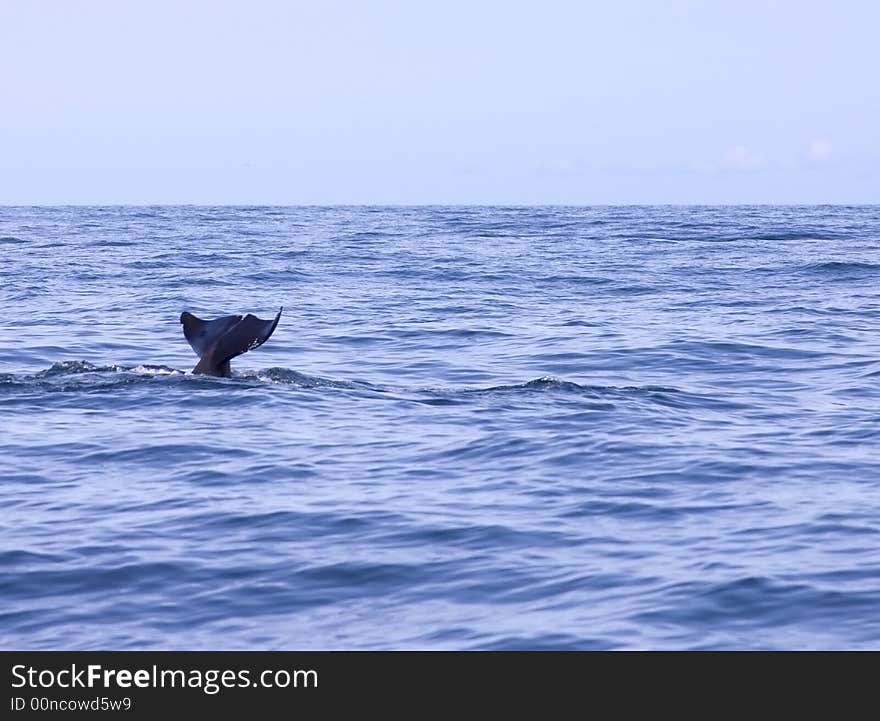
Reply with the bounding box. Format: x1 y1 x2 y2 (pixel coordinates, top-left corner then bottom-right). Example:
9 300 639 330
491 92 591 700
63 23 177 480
3 202 879 208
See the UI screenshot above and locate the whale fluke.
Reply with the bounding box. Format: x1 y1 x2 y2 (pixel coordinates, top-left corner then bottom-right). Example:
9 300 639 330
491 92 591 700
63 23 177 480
180 307 282 377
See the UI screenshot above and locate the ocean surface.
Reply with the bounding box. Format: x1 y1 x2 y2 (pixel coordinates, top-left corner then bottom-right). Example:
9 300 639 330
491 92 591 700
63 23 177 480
2 205 879 650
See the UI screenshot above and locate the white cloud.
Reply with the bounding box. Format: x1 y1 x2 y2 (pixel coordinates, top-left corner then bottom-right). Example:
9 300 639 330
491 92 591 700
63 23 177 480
721 145 767 171
807 137 833 161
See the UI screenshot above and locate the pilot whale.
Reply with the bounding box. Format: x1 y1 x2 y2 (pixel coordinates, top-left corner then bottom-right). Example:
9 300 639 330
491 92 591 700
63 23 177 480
180 307 282 377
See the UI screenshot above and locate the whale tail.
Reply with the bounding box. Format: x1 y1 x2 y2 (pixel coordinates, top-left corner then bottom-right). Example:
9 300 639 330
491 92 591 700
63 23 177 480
180 307 283 377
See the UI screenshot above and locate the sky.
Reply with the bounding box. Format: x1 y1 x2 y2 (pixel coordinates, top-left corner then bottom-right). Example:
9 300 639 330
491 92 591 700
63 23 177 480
1 0 878 204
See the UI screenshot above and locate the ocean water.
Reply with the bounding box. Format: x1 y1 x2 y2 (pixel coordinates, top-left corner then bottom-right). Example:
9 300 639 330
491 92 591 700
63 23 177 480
2 205 879 650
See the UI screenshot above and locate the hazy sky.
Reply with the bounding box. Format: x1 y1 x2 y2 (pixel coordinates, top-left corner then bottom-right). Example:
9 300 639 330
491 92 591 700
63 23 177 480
2 1 878 204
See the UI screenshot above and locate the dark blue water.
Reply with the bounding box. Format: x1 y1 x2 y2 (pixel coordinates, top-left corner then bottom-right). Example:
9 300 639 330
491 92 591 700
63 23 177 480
2 206 879 649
